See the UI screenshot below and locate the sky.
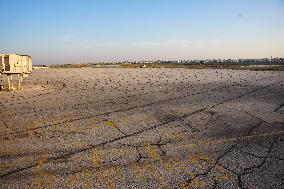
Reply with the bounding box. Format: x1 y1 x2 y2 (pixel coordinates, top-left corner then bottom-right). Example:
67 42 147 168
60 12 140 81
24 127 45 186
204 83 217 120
0 0 284 64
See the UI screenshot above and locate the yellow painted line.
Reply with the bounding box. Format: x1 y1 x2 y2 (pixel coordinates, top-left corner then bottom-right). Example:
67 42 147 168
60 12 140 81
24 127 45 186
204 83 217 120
105 120 118 129
92 147 101 168
145 142 161 161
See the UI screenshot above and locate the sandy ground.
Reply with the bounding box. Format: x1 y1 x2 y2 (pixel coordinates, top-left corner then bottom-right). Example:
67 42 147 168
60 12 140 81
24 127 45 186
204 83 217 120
0 68 283 189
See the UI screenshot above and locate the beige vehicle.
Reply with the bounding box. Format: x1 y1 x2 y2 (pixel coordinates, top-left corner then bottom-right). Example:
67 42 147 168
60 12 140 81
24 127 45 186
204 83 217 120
0 54 32 90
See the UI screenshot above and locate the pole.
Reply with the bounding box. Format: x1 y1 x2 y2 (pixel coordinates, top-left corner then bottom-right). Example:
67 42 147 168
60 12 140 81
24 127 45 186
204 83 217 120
18 74 20 90
21 74 23 90
11 75 13 89
8 75 10 90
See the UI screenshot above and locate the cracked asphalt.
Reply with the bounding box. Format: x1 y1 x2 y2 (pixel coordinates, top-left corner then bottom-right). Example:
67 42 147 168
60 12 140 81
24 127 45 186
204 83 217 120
0 68 283 189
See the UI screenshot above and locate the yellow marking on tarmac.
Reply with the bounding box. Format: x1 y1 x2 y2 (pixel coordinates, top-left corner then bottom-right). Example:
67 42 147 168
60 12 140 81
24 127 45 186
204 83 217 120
188 171 196 180
97 169 106 184
108 182 116 189
145 142 160 161
162 160 174 173
105 120 118 129
159 177 166 185
35 153 48 176
214 164 232 182
92 147 101 168
31 153 58 189
179 183 187 189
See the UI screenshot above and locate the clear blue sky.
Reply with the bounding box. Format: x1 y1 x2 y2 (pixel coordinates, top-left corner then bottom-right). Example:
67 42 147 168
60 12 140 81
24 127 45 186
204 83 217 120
1 0 284 64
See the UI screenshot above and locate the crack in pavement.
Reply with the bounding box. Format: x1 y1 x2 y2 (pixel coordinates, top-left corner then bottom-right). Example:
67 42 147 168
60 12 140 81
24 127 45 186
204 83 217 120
180 143 238 188
0 80 282 182
236 137 277 189
274 102 284 113
0 80 264 138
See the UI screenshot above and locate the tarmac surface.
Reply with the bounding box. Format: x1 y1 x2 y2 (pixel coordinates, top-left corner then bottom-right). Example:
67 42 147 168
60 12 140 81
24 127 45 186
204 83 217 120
0 68 283 189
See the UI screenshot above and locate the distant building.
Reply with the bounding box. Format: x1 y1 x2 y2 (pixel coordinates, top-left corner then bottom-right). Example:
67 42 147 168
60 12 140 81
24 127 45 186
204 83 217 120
33 65 50 69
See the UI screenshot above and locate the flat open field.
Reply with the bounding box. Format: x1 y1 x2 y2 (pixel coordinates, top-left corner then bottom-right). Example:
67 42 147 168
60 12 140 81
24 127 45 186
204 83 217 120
0 68 284 189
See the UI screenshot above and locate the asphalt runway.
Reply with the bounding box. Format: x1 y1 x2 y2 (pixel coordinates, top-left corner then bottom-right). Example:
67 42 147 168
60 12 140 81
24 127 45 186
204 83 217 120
0 68 283 188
